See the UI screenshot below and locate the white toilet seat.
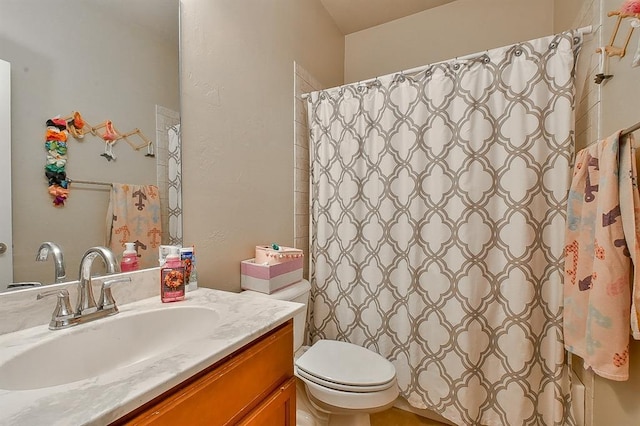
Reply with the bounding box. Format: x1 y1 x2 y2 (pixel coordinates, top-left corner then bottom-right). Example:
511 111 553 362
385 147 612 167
295 340 396 388
295 366 395 392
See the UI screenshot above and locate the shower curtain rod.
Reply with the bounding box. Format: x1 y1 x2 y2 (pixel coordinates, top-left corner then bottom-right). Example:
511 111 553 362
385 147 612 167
301 25 593 100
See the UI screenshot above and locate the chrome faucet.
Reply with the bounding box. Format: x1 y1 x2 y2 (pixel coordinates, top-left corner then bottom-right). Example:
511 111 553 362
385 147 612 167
37 246 132 330
77 246 119 315
35 242 66 283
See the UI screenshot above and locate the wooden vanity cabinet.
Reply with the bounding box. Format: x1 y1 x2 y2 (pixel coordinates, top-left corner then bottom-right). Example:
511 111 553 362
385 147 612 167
113 320 295 426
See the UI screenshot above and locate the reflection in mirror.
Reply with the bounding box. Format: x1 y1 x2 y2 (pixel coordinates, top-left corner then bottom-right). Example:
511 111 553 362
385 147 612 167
0 0 180 290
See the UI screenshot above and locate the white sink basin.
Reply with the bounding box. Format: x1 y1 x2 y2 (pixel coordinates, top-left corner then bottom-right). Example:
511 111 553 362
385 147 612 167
0 306 219 390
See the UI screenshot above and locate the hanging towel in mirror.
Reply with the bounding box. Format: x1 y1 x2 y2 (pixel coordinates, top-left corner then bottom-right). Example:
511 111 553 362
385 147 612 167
563 130 640 381
106 183 162 269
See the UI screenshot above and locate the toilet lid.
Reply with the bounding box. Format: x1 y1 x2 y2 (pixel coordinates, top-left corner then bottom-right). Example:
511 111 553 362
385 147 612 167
294 340 396 389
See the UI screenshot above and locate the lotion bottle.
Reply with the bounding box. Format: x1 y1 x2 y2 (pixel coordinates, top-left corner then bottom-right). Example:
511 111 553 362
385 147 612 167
120 242 139 272
161 246 185 302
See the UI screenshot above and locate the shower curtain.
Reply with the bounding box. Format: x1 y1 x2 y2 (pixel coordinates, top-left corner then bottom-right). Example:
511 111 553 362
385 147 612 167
307 31 582 426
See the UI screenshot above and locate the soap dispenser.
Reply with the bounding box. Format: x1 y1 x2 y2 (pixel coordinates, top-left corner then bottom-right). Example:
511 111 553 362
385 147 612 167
120 242 139 272
161 246 185 302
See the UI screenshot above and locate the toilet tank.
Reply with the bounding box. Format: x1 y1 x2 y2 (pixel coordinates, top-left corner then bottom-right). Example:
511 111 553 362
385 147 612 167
242 279 311 352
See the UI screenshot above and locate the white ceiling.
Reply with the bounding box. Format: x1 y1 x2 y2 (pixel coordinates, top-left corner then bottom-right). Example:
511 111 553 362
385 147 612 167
319 0 459 35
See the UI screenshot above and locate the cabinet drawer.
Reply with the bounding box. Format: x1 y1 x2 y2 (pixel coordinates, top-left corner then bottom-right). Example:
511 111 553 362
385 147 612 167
237 377 296 426
116 320 293 426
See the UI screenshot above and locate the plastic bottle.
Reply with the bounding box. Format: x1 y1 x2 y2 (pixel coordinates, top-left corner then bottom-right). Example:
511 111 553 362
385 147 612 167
180 246 199 292
161 246 185 302
120 242 139 272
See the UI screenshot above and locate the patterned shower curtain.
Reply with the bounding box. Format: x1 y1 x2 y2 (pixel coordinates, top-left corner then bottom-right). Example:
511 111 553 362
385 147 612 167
307 31 582 426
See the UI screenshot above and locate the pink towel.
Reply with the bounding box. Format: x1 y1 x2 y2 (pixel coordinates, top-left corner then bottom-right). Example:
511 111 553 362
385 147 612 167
106 183 162 269
563 131 639 381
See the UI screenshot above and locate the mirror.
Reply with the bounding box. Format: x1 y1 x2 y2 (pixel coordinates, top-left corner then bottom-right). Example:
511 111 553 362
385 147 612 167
0 0 180 288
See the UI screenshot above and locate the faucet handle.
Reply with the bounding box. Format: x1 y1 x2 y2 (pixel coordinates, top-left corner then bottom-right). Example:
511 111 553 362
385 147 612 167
37 289 76 330
98 277 132 313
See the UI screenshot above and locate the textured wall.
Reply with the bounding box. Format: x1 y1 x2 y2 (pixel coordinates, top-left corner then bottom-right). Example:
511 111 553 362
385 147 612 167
180 0 344 292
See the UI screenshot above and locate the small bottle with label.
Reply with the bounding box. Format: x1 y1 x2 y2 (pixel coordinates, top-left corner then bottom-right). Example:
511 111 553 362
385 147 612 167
180 246 199 292
161 246 185 302
120 242 139 272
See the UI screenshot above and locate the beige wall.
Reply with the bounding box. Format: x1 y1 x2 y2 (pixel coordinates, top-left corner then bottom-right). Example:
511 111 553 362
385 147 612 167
180 0 343 292
554 0 591 33
344 0 554 83
1 0 179 284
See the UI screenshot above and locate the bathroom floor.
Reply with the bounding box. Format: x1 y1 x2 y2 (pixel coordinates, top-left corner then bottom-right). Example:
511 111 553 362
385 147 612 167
371 408 449 426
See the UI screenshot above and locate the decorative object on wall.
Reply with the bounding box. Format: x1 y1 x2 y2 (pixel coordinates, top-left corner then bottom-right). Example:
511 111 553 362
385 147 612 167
89 119 154 161
68 111 86 139
44 111 155 205
596 1 640 58
63 112 155 160
44 117 70 206
307 30 583 426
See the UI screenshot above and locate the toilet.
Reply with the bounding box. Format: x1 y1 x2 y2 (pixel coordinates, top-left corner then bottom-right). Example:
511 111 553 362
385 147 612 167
242 279 399 426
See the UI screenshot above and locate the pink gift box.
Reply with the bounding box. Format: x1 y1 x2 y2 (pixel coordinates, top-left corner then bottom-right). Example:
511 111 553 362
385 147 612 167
241 257 303 294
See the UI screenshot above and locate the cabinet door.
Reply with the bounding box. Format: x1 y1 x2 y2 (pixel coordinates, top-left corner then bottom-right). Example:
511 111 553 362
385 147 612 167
237 377 296 426
116 320 293 426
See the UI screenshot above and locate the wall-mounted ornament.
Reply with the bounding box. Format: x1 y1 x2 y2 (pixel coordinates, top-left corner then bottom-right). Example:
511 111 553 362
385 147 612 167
44 117 70 206
596 1 640 58
44 111 155 206
62 113 156 161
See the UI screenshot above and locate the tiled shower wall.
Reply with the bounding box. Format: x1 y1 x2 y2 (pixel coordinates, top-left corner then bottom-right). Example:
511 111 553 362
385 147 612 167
155 105 181 246
569 1 601 425
293 63 324 279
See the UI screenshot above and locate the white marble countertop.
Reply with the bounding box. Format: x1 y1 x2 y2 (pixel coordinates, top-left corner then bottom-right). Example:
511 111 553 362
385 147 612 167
0 288 303 425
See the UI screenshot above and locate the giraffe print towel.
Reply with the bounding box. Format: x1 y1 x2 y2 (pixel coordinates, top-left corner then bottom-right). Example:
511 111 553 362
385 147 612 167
563 131 640 381
105 183 162 269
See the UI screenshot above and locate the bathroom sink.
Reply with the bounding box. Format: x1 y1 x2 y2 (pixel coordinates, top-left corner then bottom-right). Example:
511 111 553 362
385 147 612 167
0 306 219 391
